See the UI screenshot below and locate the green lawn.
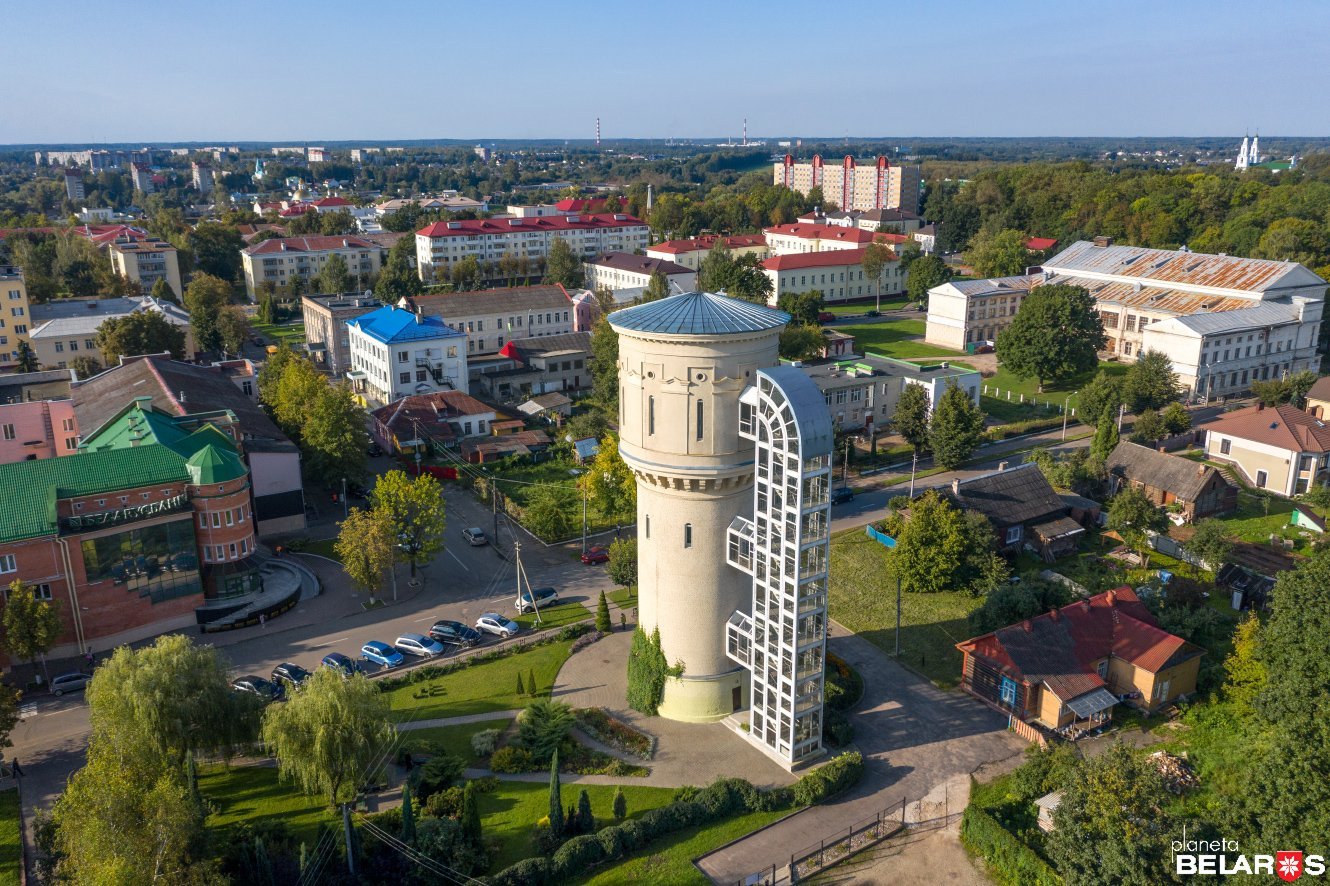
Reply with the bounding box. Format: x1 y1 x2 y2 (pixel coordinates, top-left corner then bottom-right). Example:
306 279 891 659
0 789 18 886
823 296 911 316
401 718 514 760
297 537 340 561
384 639 575 722
481 781 677 872
581 809 789 885
478 460 632 539
609 586 637 609
838 318 967 360
828 529 983 687
251 321 306 346
515 600 593 631
198 763 335 848
1220 493 1301 544
980 362 1131 414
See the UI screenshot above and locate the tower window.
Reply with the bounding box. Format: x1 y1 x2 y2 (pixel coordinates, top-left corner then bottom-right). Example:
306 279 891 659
684 524 692 548
696 400 704 440
648 396 655 436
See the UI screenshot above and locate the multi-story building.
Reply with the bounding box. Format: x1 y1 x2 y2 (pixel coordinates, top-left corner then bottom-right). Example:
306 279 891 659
346 305 469 406
925 239 1326 397
307 147 328 163
105 232 184 297
414 213 648 282
190 161 214 193
724 365 833 768
241 235 385 299
0 398 80 463
377 194 489 216
399 285 576 357
1200 404 1330 497
0 397 264 661
0 266 33 367
63 168 85 203
473 331 592 402
796 208 923 233
370 390 498 454
130 163 155 194
28 296 194 369
798 353 980 434
585 252 696 302
760 247 904 304
645 234 768 271
301 293 379 375
74 355 306 536
763 222 888 256
310 196 352 214
774 154 922 213
611 291 792 722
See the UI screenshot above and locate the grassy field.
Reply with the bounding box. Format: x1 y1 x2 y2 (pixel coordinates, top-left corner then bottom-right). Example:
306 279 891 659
827 529 983 687
384 638 575 722
980 362 1131 413
402 718 514 760
296 537 340 560
837 318 968 360
515 600 593 631
0 789 17 886
823 296 911 316
481 781 676 872
251 321 306 347
609 586 637 609
581 808 790 885
198 764 335 848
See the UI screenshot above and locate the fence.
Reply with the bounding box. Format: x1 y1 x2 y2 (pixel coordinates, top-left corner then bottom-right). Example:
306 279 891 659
982 385 1074 415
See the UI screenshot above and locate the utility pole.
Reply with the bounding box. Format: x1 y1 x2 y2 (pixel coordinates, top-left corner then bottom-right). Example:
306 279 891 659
492 485 499 539
1061 391 1077 441
843 435 851 483
894 576 902 657
1117 402 1126 433
342 477 349 520
908 450 918 499
342 803 356 875
581 481 588 555
514 542 539 625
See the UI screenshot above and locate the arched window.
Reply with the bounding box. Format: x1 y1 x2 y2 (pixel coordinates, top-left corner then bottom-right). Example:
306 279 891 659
683 523 692 548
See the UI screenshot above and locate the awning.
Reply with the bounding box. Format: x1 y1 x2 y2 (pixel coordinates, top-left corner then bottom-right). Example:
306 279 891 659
1032 516 1085 542
1066 687 1119 719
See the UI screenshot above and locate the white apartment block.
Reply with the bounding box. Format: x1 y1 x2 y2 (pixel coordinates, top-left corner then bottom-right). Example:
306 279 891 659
763 222 884 256
644 234 768 271
241 235 384 299
774 154 922 213
799 354 981 434
924 238 1326 398
130 163 154 194
585 253 696 302
399 286 575 357
726 366 834 768
414 213 649 282
761 248 904 304
346 306 469 407
191 162 214 193
107 235 184 298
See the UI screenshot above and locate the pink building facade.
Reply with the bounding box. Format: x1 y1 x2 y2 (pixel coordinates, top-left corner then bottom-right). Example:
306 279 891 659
0 400 79 463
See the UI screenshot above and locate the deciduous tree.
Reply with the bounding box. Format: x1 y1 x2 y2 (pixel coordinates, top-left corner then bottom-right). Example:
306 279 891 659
642 270 670 302
778 323 825 362
302 382 369 483
607 537 637 588
1074 369 1122 428
336 507 395 602
892 382 931 455
94 310 186 362
216 305 250 356
1122 350 1178 412
545 238 584 288
313 254 352 295
150 277 178 304
777 290 825 325
1129 409 1166 445
928 380 985 469
2 580 62 685
589 317 619 411
905 253 951 305
995 284 1105 391
1106 486 1166 564
185 222 244 282
885 490 996 595
371 470 447 578
965 228 1029 278
522 485 577 542
581 434 635 521
184 272 232 354
1090 411 1120 463
861 242 892 307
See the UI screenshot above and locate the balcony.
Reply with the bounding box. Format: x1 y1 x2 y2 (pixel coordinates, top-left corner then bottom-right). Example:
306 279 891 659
726 516 755 575
726 611 754 668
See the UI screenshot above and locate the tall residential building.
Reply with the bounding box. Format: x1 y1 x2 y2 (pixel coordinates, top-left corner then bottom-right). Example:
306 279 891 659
924 238 1326 398
241 235 385 299
105 232 184 297
414 213 649 283
191 161 215 193
130 163 154 194
346 305 469 406
301 293 379 375
725 365 833 768
774 154 922 213
0 266 33 367
610 291 791 722
63 168 85 202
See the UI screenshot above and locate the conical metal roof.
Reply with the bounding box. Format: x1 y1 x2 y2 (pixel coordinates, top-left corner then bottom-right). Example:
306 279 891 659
608 291 789 336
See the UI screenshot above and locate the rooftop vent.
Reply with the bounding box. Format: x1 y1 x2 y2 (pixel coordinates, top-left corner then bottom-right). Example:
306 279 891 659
1093 236 1114 248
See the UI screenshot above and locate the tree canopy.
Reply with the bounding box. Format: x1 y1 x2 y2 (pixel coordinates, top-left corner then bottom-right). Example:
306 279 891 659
892 382 931 455
995 284 1105 391
929 380 986 469
965 228 1030 278
1122 350 1178 412
371 469 447 577
94 310 186 362
183 272 232 354
884 490 1000 594
545 238 584 288
905 253 951 304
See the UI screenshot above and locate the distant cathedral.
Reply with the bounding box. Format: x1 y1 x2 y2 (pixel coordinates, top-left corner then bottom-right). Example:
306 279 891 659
1236 135 1297 173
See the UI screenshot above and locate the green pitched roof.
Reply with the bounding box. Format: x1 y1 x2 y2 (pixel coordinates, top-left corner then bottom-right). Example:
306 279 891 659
0 446 191 543
185 439 247 485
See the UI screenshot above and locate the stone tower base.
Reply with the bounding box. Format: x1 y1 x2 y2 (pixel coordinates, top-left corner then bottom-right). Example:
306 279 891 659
658 667 749 723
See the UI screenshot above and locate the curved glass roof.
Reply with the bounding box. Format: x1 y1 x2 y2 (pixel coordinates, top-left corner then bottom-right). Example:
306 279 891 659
608 291 790 336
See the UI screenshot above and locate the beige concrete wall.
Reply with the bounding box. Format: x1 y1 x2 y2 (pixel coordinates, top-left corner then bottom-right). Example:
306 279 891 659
1206 434 1294 494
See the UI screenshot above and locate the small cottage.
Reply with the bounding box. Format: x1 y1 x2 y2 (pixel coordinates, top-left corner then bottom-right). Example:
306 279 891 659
1104 442 1236 521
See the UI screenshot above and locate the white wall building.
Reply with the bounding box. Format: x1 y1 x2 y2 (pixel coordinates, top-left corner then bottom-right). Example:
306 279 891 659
346 305 469 407
414 213 649 282
585 252 696 303
761 247 904 304
724 365 833 768
398 285 575 357
241 235 385 299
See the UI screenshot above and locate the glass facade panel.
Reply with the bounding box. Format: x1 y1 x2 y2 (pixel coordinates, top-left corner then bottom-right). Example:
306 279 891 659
80 517 201 604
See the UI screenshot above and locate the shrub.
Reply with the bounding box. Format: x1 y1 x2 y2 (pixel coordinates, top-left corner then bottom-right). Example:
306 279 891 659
793 752 865 806
471 728 502 757
574 707 655 759
960 805 1061 886
570 630 604 654
616 818 648 850
760 786 795 812
626 626 669 715
824 709 854 747
597 823 626 859
470 775 499 793
519 700 576 764
414 753 465 802
551 833 606 880
696 778 746 819
423 785 464 819
672 785 699 803
489 745 537 773
557 623 592 642
489 856 552 886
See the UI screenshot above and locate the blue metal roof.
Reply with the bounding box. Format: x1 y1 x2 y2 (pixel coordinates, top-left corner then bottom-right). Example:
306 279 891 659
347 305 465 345
608 291 789 336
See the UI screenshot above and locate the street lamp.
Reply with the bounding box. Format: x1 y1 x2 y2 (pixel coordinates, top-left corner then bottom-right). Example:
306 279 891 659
1061 391 1078 441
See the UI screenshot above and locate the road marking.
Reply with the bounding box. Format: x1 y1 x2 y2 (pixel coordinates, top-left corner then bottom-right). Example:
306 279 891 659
312 635 350 649
447 550 471 571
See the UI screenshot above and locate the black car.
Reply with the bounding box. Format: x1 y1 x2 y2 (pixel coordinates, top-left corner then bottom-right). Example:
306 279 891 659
428 619 482 649
367 443 384 457
232 675 284 701
271 662 312 688
830 486 854 505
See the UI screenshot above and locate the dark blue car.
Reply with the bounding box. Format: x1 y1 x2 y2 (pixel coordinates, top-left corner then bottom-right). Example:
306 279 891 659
321 652 359 678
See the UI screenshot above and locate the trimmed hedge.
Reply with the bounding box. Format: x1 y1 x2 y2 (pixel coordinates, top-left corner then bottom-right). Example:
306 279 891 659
489 856 551 886
793 752 864 806
375 624 591 692
960 806 1061 886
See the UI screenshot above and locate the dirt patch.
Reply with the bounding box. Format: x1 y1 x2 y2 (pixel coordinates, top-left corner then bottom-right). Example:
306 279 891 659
808 823 991 886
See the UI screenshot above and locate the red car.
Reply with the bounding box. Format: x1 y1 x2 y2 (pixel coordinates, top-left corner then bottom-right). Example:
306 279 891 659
817 311 835 323
580 546 610 565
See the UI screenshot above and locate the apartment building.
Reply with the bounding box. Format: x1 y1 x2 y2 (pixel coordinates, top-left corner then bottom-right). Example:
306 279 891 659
763 222 892 256
28 296 194 369
346 305 469 406
0 399 80 463
398 285 576 357
796 208 923 233
797 354 980 434
761 248 904 304
473 331 593 402
585 252 696 302
106 233 184 297
241 235 384 299
926 239 1326 397
63 169 85 202
301 293 379 374
644 234 767 271
0 266 33 367
130 163 154 194
191 162 214 193
414 213 648 282
774 154 922 212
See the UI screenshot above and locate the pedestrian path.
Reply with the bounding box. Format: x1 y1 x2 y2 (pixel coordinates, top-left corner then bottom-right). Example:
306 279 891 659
397 710 522 731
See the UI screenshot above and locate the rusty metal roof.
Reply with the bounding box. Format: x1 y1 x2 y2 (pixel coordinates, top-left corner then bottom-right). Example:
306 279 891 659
1071 278 1253 315
1045 240 1323 296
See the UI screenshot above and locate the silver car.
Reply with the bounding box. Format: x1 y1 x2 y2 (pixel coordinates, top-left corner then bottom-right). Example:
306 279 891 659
51 672 92 697
462 527 488 546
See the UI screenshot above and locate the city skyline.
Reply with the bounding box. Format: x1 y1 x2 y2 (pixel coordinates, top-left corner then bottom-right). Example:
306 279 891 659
4 0 1328 144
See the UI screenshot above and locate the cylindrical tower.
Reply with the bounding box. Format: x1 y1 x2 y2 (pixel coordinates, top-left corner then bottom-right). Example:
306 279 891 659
610 292 789 722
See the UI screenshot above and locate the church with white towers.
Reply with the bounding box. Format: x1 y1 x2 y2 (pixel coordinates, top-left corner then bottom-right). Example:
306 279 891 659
1236 135 1297 173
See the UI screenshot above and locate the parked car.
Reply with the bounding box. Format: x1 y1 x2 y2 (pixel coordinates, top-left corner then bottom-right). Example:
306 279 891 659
475 612 521 638
367 443 384 457
395 633 445 658
817 311 835 323
514 586 559 613
865 310 881 317
232 675 284 701
361 641 405 669
429 620 481 648
321 652 359 678
50 672 92 697
461 527 488 546
271 662 311 688
580 546 609 565
830 487 854 505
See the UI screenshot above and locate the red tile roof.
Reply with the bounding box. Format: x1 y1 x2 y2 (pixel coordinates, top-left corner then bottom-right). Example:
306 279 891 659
312 196 351 207
554 197 605 212
243 235 380 256
764 223 879 244
416 213 646 239
278 204 313 218
647 234 766 254
1200 403 1330 453
763 247 874 271
1026 237 1059 251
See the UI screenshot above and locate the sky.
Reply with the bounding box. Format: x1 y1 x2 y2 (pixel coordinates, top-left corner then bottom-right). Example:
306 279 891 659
4 0 1330 144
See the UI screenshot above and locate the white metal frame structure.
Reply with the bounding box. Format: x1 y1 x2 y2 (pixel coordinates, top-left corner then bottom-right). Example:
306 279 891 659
725 365 833 767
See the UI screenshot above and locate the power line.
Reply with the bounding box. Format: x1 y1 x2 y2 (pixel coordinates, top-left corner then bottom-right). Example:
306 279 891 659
357 815 484 886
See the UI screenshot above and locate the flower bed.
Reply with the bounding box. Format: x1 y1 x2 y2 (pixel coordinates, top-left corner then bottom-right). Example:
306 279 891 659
574 708 656 760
